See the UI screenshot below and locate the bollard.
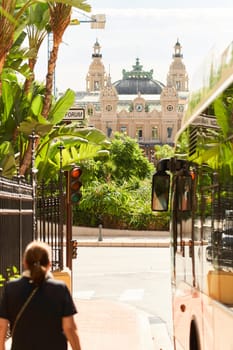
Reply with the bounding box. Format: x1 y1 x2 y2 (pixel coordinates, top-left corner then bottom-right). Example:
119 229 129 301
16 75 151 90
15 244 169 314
98 224 103 241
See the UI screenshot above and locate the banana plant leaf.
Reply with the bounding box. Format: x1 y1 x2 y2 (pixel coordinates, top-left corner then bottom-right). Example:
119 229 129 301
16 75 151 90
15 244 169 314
0 142 17 177
48 89 75 125
19 117 53 136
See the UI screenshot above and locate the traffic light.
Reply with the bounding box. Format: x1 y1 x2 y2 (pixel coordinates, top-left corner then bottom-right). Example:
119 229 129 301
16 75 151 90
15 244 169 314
70 166 82 204
71 240 78 259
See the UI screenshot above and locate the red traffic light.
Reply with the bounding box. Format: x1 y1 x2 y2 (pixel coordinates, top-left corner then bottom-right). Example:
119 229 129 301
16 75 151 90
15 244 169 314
71 167 82 179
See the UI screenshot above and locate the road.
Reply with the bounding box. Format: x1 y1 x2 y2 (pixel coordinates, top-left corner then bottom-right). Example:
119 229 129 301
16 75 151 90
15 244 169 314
72 247 173 339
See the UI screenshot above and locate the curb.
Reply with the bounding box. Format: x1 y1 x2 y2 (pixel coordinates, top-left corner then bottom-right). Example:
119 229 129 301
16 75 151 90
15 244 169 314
74 228 170 248
77 240 170 248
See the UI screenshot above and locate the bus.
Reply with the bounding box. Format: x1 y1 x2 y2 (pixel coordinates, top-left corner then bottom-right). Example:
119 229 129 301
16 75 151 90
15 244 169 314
152 41 233 350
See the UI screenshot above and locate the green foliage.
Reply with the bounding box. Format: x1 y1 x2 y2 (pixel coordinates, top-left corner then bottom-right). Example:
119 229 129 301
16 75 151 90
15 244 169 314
189 85 233 174
35 125 108 182
4 31 32 78
175 131 189 157
109 133 154 182
73 177 169 230
0 274 5 287
176 83 233 177
6 266 20 280
214 88 233 138
154 144 174 161
71 133 169 231
27 3 50 30
0 70 108 179
0 0 93 178
80 132 153 185
0 1 167 230
0 266 20 288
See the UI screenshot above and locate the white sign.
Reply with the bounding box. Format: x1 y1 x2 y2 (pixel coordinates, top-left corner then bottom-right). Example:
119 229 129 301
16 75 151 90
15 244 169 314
64 108 85 121
91 14 106 29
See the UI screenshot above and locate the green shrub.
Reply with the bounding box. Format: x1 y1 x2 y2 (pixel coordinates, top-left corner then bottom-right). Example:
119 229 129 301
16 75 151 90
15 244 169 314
0 266 20 289
72 179 170 230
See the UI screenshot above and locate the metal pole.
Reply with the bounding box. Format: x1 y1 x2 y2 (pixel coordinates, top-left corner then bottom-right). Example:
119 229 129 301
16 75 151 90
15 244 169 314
98 224 103 241
58 144 64 270
30 131 38 239
66 171 72 270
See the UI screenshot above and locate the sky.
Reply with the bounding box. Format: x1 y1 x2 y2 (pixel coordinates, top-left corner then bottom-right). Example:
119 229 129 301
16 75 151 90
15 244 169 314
35 0 233 94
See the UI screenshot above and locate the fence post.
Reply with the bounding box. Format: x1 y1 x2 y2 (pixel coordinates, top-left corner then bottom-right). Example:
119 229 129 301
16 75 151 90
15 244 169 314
65 171 72 270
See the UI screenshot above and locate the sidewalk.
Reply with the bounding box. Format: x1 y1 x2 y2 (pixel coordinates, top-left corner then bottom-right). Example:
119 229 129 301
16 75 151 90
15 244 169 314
71 227 173 350
73 227 170 248
71 299 157 350
5 299 172 350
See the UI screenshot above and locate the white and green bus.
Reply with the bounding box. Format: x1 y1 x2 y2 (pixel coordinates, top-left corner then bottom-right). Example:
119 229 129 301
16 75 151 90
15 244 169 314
152 41 233 350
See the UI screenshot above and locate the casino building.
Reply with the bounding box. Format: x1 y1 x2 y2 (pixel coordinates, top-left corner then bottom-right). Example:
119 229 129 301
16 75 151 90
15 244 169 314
74 39 189 156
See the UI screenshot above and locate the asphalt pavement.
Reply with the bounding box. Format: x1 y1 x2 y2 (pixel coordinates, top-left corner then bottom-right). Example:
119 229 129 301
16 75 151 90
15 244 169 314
71 227 173 350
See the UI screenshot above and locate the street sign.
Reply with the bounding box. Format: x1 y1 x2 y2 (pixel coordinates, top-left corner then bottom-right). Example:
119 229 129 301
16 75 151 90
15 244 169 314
64 108 85 121
91 14 106 29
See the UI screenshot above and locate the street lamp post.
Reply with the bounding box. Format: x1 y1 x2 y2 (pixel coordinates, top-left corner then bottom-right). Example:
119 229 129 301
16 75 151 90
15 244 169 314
30 131 39 239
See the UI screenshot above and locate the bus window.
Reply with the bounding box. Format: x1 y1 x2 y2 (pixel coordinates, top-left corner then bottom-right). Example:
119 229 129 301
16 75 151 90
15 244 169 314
152 171 170 211
206 180 233 270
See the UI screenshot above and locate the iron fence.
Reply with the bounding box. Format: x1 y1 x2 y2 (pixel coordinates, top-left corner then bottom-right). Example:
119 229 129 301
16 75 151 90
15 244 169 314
36 180 65 271
0 174 66 296
0 175 33 296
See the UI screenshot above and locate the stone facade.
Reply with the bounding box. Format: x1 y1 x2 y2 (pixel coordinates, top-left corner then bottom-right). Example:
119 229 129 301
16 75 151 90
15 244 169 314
74 39 189 157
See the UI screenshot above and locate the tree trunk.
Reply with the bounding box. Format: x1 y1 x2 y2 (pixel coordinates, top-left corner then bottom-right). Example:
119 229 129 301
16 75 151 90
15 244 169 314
20 5 72 175
41 45 59 118
23 58 36 94
19 139 33 176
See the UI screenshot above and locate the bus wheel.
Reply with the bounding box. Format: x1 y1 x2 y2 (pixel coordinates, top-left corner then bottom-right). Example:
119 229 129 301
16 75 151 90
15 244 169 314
189 320 200 350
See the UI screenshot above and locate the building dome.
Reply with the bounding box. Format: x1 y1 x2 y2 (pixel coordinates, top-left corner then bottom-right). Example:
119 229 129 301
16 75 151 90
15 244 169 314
114 78 164 95
113 58 165 95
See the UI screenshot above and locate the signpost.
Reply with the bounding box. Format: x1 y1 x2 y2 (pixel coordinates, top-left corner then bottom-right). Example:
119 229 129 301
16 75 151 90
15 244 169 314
64 108 85 121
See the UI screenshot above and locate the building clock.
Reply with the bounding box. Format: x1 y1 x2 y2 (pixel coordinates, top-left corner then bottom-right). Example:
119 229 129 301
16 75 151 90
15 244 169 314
167 104 174 112
135 104 143 112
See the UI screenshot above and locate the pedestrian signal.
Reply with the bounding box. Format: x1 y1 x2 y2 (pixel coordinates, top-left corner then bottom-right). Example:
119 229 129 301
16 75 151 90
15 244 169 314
72 240 78 259
70 166 82 204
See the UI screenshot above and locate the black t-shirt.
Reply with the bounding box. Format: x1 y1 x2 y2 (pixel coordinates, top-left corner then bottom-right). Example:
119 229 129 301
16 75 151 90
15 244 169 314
0 276 77 350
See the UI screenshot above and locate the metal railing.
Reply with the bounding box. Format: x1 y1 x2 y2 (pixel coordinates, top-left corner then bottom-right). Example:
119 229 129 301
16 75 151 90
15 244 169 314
36 180 65 271
0 175 33 296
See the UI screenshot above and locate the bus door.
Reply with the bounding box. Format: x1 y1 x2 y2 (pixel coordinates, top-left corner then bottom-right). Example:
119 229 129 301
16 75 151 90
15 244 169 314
172 173 195 288
151 161 196 287
193 169 213 293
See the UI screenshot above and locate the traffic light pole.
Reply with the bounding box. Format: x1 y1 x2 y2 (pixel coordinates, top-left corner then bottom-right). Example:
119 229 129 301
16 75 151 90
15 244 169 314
65 166 82 270
66 171 72 270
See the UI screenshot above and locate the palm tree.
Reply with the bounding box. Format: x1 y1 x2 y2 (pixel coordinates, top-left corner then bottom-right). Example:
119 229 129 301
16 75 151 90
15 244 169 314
0 0 40 78
24 3 50 94
0 1 92 175
42 1 91 118
0 81 109 178
0 1 19 82
19 0 91 175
